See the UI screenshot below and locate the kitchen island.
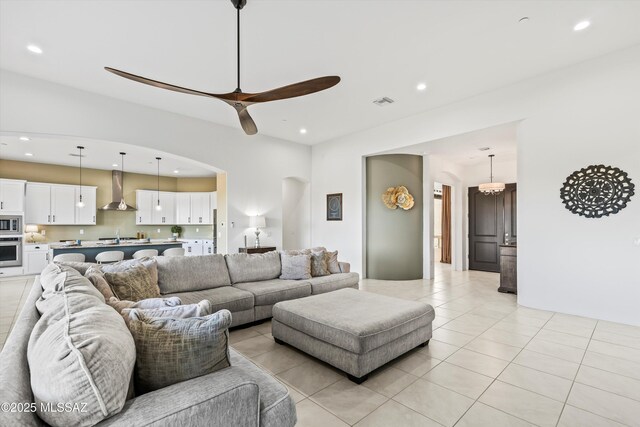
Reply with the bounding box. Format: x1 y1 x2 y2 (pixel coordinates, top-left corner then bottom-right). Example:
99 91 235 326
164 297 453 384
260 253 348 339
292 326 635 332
49 240 184 262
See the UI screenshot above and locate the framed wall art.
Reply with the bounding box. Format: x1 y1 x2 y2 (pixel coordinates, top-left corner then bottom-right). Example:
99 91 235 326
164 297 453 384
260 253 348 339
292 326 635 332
326 193 343 221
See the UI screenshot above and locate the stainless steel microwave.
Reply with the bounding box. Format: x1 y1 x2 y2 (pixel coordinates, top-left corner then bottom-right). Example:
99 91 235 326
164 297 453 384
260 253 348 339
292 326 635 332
0 215 22 235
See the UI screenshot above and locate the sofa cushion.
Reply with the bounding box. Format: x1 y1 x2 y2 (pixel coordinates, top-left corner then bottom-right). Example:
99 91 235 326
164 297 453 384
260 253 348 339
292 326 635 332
165 286 255 313
235 279 311 306
307 272 360 294
225 252 281 284
155 254 231 293
29 264 136 427
272 288 435 354
230 348 297 427
280 253 311 280
127 309 232 394
103 264 161 301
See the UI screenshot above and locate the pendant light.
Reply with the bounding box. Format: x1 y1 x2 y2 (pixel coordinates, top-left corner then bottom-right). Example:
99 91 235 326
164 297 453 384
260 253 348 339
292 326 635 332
117 152 128 210
479 154 505 195
76 146 85 207
155 157 162 211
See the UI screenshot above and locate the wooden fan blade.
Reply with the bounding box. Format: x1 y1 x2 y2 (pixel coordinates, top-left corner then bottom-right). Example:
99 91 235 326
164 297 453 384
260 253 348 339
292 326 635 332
237 108 258 135
105 67 221 99
243 76 340 103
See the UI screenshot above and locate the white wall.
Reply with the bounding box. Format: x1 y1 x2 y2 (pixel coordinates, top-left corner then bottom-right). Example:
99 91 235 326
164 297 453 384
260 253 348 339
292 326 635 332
312 45 640 325
0 70 311 253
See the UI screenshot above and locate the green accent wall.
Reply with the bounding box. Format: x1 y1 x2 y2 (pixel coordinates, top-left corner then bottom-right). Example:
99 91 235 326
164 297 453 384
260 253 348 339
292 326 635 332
366 154 423 280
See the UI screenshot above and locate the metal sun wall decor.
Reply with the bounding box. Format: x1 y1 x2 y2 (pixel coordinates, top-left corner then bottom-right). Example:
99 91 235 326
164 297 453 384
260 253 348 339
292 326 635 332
560 164 634 218
382 186 415 210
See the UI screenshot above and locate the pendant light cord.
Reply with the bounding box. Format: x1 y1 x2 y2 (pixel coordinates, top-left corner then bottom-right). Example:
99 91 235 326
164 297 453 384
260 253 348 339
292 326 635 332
77 146 84 201
156 157 161 203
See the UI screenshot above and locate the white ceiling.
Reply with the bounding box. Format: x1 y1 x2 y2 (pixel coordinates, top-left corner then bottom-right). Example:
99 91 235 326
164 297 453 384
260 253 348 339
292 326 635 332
0 132 218 177
1 1 640 145
385 122 518 167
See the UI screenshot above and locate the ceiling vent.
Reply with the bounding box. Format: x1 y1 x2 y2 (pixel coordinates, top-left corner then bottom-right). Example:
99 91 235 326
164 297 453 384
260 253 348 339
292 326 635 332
69 153 86 157
478 147 491 151
373 97 395 106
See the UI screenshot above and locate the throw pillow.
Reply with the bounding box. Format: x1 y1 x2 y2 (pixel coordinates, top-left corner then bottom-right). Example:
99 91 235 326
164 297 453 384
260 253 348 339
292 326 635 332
103 265 160 302
127 309 232 394
122 300 212 323
85 266 116 300
99 258 159 288
53 260 98 275
326 250 341 274
282 248 311 256
106 296 182 313
310 251 330 277
280 253 312 280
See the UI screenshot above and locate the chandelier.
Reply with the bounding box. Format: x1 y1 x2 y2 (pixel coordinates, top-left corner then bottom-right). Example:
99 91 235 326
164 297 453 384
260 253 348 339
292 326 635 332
479 154 505 195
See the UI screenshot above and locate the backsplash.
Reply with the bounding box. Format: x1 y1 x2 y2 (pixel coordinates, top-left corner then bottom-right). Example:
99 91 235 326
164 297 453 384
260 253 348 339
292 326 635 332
33 211 213 242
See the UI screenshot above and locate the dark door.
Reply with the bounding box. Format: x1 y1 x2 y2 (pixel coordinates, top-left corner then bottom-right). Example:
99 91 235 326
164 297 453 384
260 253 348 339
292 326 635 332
468 184 517 272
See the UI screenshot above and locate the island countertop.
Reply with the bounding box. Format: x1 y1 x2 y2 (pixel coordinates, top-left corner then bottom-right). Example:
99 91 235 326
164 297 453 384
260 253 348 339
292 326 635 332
49 240 186 249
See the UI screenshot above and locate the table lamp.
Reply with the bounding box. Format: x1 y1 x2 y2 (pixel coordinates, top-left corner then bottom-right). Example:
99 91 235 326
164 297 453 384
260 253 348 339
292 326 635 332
25 224 39 243
249 215 266 248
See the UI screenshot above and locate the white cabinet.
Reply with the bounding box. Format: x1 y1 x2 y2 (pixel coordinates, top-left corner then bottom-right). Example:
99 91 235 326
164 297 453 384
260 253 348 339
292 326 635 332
152 192 176 225
175 192 213 225
26 183 96 225
24 244 49 275
136 190 153 225
0 179 25 213
50 185 76 224
176 193 191 224
182 240 204 256
25 183 51 225
137 190 176 225
210 191 217 210
75 186 97 225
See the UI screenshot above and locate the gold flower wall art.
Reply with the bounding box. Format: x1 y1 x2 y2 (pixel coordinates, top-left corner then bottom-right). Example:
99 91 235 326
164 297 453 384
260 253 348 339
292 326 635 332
382 186 415 210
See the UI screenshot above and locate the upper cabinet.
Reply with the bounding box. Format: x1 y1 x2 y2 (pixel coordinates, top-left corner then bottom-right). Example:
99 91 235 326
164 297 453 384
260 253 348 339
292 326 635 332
174 192 215 225
136 190 176 225
0 179 26 214
26 183 96 225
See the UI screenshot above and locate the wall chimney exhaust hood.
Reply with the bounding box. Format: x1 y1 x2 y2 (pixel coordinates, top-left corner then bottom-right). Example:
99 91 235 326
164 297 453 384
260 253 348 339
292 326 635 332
101 170 136 211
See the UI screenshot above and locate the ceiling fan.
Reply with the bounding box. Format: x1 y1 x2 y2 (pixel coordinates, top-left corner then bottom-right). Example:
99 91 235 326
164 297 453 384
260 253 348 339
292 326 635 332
105 0 340 135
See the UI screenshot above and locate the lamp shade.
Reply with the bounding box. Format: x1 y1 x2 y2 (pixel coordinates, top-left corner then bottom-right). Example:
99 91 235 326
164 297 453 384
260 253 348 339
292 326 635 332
25 224 39 233
249 215 266 228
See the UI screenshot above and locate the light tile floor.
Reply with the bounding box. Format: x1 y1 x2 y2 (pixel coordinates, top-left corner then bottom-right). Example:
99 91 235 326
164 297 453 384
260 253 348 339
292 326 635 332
2 267 640 426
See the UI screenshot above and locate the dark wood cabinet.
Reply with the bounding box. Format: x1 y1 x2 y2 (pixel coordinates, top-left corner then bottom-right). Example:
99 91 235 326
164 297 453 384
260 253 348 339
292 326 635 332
498 245 517 294
239 247 277 254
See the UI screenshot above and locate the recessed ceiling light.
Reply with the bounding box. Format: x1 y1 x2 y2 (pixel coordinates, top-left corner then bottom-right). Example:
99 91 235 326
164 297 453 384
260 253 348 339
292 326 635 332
27 44 43 54
574 21 590 31
25 152 34 156
19 136 30 142
299 128 307 134
173 170 179 174
416 83 427 91
112 163 119 167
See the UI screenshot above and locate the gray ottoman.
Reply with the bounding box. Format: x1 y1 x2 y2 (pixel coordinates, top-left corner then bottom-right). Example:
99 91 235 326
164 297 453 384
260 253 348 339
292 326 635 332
272 288 435 383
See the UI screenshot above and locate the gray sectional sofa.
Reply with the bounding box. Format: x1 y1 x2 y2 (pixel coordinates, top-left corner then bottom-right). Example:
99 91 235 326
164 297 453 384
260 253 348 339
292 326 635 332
0 251 359 427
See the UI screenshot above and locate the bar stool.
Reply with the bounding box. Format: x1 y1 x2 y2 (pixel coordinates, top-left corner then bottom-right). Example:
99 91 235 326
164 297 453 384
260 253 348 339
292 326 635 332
53 253 86 262
95 251 125 264
163 247 185 257
132 249 158 259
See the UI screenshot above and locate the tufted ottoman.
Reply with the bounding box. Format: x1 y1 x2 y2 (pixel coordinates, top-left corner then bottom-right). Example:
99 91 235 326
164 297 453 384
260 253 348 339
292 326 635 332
272 288 435 383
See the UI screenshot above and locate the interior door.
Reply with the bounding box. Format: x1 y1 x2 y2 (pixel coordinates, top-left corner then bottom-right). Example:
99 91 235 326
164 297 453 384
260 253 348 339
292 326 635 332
468 187 505 272
468 184 517 272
